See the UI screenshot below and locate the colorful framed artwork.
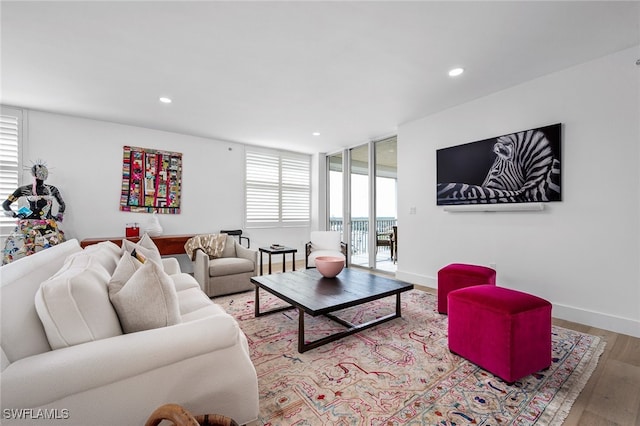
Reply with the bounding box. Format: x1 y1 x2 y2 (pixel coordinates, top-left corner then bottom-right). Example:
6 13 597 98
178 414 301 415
119 146 182 214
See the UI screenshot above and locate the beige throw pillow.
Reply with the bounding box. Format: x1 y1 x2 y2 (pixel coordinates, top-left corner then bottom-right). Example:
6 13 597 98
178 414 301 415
122 233 162 265
108 253 143 298
109 260 181 333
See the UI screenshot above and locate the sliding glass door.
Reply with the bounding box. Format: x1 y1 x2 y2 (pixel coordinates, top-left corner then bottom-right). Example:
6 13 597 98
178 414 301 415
350 144 369 268
328 152 344 240
327 136 397 272
375 137 397 271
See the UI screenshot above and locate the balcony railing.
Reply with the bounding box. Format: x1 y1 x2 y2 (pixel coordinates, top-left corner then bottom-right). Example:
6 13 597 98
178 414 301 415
329 217 396 256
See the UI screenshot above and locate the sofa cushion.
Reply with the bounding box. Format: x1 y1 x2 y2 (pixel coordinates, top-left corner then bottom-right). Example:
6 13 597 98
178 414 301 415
170 272 227 320
172 273 201 291
66 241 122 275
34 253 123 350
122 233 162 265
109 260 181 333
176 281 227 320
208 257 255 277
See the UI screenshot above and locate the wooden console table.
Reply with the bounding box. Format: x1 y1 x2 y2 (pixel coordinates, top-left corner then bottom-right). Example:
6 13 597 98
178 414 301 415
80 234 195 256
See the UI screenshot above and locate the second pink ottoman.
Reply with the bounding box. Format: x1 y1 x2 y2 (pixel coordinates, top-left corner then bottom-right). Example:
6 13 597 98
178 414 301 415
448 285 552 384
437 263 496 314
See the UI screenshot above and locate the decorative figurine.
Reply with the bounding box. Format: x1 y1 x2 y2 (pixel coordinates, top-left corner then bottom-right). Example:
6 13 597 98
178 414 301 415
2 161 66 264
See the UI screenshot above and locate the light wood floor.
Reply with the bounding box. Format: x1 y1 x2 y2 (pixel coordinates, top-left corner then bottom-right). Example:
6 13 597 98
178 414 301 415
258 264 640 425
552 318 640 426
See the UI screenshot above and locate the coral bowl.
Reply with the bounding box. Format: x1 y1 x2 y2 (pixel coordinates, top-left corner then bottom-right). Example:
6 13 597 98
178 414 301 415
315 256 345 278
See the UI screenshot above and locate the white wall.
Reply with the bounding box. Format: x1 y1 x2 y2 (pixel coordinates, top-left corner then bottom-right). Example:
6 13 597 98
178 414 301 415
21 111 311 271
396 46 640 338
13 47 639 337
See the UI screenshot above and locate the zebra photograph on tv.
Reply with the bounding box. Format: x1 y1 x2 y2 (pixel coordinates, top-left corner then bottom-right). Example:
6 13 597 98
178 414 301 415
436 123 561 205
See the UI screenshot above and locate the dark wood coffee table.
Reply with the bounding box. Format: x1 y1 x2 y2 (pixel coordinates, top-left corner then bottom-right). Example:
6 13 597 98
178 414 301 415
250 268 413 352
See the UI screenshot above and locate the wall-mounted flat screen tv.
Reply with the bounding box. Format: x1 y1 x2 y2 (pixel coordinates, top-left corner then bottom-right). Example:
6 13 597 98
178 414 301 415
436 123 561 205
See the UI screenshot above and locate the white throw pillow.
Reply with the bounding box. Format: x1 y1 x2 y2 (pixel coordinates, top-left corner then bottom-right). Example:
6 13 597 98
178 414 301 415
108 252 143 298
109 260 181 334
122 234 162 265
35 254 123 350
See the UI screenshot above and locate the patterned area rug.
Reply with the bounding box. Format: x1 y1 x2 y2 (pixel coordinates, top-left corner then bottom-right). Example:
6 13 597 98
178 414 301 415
215 289 605 425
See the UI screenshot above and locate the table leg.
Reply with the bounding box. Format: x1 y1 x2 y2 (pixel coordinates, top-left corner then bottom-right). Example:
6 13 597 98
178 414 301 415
253 285 294 318
254 285 260 316
260 251 264 275
298 308 305 353
292 252 296 271
282 253 286 273
298 291 407 353
268 253 272 274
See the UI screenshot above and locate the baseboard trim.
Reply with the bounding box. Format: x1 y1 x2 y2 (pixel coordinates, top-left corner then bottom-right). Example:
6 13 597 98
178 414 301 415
552 303 640 338
396 271 436 288
395 269 640 338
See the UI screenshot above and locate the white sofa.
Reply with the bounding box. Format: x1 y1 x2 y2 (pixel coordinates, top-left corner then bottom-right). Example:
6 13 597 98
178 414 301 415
0 238 259 425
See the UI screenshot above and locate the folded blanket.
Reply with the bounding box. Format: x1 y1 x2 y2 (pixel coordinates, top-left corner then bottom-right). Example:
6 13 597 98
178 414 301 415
184 234 227 261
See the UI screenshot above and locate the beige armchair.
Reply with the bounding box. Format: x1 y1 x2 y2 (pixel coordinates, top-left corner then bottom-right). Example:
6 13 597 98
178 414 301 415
192 234 258 297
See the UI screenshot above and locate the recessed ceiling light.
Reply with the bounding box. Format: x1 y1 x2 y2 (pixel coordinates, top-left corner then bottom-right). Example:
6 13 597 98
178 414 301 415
159 97 172 104
312 132 321 136
448 68 464 77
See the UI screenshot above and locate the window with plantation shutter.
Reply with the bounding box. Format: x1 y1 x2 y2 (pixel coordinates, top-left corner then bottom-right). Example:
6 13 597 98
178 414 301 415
0 107 22 238
245 147 310 228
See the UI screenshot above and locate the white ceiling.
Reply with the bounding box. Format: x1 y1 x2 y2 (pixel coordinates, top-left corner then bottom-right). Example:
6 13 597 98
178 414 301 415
1 1 638 154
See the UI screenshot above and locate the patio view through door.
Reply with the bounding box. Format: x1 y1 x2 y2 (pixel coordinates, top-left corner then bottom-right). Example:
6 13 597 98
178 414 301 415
375 137 397 271
350 144 369 268
328 136 397 272
327 152 345 243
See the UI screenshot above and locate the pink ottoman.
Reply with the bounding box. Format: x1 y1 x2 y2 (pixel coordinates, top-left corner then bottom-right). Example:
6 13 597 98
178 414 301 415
448 285 552 383
437 263 496 314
